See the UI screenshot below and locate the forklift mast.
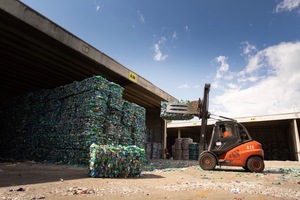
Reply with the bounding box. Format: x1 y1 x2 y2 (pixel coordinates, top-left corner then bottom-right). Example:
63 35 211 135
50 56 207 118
199 84 210 154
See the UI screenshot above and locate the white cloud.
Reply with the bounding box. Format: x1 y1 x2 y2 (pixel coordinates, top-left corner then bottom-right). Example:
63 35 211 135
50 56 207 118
153 44 168 61
185 25 190 32
227 83 239 90
152 29 178 61
94 0 101 12
211 41 300 117
159 36 167 44
153 37 168 61
241 41 257 56
172 31 178 40
178 84 190 89
137 10 145 23
213 56 230 86
275 0 300 13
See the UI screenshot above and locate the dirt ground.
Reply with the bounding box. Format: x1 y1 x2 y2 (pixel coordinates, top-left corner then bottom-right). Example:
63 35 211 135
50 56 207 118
0 159 300 200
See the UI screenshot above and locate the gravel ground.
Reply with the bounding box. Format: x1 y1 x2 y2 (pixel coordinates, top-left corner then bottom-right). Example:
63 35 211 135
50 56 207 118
0 159 299 200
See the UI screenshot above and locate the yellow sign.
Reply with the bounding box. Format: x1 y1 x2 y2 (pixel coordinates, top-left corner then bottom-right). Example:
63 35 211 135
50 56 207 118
129 71 137 83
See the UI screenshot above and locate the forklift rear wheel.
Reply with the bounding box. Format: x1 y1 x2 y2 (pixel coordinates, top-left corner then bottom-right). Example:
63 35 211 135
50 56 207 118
246 156 265 173
199 152 216 170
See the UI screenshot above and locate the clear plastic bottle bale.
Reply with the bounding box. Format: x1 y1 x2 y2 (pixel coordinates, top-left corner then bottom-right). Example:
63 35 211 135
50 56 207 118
152 143 162 159
145 143 152 160
182 138 193 160
175 138 182 149
174 138 183 160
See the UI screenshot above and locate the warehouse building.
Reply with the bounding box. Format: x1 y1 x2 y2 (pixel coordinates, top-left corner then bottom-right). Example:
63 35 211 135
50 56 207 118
1 0 299 162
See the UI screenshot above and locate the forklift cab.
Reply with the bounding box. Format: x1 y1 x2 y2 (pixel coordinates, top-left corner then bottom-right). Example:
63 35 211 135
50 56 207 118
208 121 252 157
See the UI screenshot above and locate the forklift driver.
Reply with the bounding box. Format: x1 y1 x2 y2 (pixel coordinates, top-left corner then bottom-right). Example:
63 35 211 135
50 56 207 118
221 126 231 138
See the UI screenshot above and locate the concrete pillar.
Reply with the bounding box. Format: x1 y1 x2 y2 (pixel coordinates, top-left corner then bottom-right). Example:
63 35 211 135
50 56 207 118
178 129 181 138
292 119 300 161
163 120 167 159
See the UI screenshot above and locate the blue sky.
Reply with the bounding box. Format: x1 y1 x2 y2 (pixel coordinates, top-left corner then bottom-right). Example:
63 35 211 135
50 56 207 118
21 0 300 117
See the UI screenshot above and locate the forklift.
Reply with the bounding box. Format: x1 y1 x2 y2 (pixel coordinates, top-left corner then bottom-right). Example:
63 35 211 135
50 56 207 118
164 84 265 173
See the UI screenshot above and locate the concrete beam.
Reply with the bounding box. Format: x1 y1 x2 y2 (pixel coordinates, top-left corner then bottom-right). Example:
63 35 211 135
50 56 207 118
167 112 300 128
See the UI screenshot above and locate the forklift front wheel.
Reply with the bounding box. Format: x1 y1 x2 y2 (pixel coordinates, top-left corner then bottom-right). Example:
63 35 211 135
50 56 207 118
246 156 265 173
199 152 217 170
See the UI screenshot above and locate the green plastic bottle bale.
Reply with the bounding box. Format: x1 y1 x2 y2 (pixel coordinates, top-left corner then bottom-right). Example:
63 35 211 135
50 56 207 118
107 82 124 111
108 97 124 111
122 101 138 126
89 143 146 178
106 110 123 125
160 101 194 120
188 143 199 160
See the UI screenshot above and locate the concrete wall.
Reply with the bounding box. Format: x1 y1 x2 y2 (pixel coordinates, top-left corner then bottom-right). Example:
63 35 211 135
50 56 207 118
146 109 164 143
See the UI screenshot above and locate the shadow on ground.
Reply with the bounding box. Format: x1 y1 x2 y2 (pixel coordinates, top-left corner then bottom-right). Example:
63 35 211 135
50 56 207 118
0 161 166 187
0 161 89 187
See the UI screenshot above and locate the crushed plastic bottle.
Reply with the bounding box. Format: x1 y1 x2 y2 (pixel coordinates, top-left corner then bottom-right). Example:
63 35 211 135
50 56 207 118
230 188 240 194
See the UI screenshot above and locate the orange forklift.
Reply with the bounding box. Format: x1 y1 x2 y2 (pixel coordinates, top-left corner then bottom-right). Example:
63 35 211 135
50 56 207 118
164 84 265 173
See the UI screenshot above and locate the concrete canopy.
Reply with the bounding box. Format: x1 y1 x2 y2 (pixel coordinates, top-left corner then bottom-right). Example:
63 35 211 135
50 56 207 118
0 0 177 109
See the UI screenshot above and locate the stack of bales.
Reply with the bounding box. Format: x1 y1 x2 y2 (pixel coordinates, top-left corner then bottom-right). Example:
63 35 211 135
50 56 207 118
172 138 194 160
182 138 193 160
173 138 182 160
0 76 147 174
152 142 162 159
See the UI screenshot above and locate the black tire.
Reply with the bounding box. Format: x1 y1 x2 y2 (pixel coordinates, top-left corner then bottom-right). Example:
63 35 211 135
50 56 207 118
199 152 217 170
246 156 265 173
242 166 250 172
